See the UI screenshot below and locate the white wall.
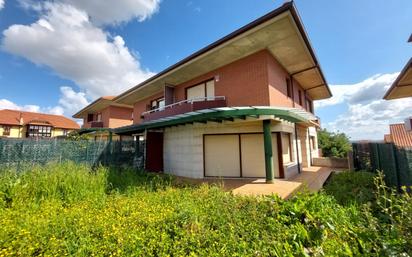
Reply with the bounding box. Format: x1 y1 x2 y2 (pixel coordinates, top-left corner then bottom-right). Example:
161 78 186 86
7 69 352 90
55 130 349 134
163 119 299 179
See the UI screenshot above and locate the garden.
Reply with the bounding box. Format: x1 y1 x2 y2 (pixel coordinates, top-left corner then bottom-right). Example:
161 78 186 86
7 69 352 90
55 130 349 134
0 162 411 256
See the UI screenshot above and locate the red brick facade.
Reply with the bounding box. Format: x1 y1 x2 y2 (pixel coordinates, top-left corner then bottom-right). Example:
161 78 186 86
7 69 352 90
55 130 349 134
132 50 314 124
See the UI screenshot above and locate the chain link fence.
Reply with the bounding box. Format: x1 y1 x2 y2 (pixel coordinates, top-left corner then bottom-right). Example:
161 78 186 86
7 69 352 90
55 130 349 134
353 142 412 188
0 138 145 170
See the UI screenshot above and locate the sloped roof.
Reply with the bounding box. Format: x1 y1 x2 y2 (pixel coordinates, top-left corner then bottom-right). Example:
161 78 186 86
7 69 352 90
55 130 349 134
0 109 80 129
114 2 331 105
384 58 412 100
72 96 132 119
384 134 393 143
388 123 412 147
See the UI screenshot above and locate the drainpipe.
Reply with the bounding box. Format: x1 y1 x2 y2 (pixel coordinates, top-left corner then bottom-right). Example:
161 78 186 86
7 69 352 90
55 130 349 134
263 120 274 184
294 124 301 174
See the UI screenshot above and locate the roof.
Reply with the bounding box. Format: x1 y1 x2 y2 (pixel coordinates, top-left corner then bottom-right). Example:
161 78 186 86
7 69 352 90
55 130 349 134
114 106 317 135
113 2 331 105
408 34 412 43
0 109 80 129
73 96 133 118
384 134 393 143
384 58 412 100
388 123 412 148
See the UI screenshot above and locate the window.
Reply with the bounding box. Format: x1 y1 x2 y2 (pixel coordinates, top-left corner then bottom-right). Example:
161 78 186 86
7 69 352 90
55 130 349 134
310 136 317 151
97 113 102 122
26 125 52 138
150 98 165 111
2 126 11 136
87 114 94 122
298 90 303 106
286 78 292 98
186 79 215 101
63 129 68 136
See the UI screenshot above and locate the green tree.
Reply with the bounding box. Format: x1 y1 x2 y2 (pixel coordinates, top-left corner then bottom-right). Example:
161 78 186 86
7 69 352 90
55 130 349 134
318 129 351 158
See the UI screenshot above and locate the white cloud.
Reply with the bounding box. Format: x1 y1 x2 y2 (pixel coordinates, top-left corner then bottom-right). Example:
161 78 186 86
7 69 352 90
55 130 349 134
317 73 412 141
315 73 399 108
57 86 89 115
0 0 4 10
0 87 89 117
2 2 155 99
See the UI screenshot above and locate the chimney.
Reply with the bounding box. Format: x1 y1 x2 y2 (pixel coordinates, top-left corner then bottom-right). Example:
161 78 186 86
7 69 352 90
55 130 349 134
405 117 412 132
19 112 24 125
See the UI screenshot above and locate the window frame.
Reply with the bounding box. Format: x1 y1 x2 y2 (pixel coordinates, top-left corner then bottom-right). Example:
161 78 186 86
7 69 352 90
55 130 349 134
149 97 165 111
185 78 215 101
2 125 11 136
87 113 94 122
26 125 52 138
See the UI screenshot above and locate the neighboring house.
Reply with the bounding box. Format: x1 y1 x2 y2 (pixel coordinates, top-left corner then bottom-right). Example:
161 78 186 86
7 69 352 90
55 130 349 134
89 2 332 182
73 96 134 129
0 109 79 138
384 119 412 148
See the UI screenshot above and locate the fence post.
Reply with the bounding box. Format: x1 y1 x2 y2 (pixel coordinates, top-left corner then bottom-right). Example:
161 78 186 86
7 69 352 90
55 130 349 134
392 144 401 191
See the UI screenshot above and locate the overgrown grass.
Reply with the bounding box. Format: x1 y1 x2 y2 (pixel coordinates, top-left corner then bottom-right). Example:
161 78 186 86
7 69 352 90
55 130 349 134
324 171 376 205
0 163 411 256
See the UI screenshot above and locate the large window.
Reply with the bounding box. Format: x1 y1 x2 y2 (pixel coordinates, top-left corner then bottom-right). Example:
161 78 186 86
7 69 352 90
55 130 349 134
186 79 215 101
2 126 11 136
87 114 94 122
26 125 52 138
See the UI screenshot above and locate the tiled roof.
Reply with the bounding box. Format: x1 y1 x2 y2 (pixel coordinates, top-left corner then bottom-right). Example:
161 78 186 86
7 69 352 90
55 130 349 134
0 109 80 129
388 123 412 148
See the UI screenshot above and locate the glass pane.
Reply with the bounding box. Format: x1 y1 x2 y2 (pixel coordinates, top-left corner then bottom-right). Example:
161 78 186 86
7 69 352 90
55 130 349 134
158 99 165 109
206 80 215 99
187 84 205 101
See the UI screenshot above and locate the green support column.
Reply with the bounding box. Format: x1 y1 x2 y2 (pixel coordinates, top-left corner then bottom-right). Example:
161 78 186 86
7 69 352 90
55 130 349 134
263 119 274 184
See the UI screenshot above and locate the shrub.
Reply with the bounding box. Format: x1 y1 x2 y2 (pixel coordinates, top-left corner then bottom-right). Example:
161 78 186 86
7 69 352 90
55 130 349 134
318 129 351 158
324 171 376 205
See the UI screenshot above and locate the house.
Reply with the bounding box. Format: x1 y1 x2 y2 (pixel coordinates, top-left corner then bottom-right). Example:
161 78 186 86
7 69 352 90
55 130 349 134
384 119 412 148
383 35 412 100
97 2 332 182
0 109 79 138
72 96 134 140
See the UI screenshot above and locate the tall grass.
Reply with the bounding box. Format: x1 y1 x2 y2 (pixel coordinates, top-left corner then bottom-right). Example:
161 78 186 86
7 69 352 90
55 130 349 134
0 163 411 256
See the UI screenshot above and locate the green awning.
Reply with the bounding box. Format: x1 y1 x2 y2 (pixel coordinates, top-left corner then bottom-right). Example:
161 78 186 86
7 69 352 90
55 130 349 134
77 128 114 135
114 107 318 135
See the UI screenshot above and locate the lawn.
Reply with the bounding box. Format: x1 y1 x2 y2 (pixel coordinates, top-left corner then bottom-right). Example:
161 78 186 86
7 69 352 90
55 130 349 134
0 163 411 256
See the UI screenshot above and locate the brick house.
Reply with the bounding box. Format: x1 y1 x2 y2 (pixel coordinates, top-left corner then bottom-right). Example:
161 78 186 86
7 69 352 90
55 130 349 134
86 2 332 182
0 109 79 138
384 119 412 148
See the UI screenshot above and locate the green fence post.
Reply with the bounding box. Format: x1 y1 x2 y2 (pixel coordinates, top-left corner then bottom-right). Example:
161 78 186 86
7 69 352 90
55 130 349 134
263 120 274 184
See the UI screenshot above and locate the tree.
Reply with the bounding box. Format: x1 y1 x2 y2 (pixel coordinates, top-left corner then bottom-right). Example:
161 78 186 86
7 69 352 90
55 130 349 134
317 129 351 158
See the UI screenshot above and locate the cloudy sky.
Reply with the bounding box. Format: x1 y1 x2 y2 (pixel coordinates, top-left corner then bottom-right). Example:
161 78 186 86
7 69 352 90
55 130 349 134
0 0 411 140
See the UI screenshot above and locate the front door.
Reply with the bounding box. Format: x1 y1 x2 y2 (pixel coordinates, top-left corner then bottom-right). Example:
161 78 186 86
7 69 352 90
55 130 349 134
146 131 163 172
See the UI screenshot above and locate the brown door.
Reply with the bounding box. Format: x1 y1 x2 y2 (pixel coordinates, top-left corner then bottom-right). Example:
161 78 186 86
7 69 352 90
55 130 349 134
146 132 163 172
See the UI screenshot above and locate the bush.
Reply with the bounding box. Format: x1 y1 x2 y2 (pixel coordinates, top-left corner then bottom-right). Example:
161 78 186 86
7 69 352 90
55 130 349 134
324 171 376 205
0 163 411 256
318 129 351 158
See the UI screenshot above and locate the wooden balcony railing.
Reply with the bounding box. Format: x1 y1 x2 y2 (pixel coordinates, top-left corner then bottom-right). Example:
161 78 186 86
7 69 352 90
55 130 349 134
142 96 227 122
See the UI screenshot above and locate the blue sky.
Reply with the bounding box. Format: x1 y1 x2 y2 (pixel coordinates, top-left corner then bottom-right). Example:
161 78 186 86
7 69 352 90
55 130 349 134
0 0 411 140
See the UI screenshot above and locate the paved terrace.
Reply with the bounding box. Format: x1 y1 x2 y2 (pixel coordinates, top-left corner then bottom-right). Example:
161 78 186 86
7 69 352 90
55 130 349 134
175 166 335 199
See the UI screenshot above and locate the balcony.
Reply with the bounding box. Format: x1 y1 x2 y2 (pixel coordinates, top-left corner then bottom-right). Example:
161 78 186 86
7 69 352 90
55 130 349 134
142 96 227 122
83 121 104 128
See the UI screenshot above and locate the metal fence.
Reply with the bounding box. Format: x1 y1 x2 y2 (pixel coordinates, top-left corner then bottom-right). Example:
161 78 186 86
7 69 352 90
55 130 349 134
353 142 412 188
0 138 145 170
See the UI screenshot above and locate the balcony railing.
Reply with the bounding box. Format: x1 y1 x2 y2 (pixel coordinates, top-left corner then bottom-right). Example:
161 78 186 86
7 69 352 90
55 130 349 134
85 121 104 128
142 96 227 122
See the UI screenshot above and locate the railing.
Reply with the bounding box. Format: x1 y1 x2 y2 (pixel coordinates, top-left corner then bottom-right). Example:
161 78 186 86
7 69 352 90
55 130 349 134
142 96 227 122
87 121 104 128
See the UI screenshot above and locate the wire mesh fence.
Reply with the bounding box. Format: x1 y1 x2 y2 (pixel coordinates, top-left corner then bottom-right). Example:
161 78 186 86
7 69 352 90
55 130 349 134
0 138 145 170
353 142 412 188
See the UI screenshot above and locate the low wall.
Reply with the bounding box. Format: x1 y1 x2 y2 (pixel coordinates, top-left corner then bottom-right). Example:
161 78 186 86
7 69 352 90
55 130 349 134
312 157 349 169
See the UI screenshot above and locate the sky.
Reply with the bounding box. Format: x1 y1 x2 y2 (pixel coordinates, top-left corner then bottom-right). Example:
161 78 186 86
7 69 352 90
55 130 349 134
0 0 411 140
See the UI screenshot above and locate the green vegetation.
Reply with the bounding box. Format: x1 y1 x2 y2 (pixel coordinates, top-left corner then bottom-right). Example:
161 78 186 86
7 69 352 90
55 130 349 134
318 128 352 158
0 163 411 256
324 171 376 205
